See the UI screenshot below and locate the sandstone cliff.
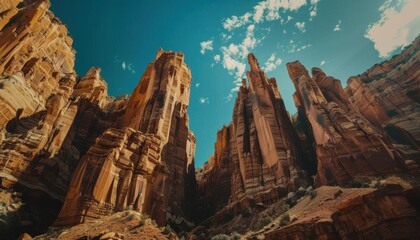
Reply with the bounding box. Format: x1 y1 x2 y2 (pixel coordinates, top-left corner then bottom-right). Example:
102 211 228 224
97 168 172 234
287 61 406 186
196 54 308 222
345 36 420 160
0 1 196 237
55 50 196 227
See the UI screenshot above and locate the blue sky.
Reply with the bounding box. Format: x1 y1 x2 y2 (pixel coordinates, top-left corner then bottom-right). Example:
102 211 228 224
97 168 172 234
51 0 420 167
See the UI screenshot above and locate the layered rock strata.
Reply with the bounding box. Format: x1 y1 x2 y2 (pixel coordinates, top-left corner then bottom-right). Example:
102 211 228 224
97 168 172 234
251 185 420 240
286 61 406 186
345 37 420 159
197 54 307 221
55 50 196 226
0 0 196 231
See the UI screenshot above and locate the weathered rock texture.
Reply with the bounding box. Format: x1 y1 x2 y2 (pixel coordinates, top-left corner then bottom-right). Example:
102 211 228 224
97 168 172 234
345 36 420 159
0 0 196 233
287 61 406 186
196 54 307 222
250 185 420 240
55 50 196 226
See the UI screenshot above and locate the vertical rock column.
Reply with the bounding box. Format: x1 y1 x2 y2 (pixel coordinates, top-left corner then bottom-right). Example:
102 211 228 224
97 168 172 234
55 50 196 226
197 54 306 221
286 61 405 186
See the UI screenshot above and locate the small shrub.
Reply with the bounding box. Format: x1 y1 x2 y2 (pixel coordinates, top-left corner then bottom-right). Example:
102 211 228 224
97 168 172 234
279 213 290 226
281 204 289 213
350 179 369 188
309 189 317 199
285 197 297 207
211 234 230 240
261 216 273 226
161 225 173 235
230 231 242 240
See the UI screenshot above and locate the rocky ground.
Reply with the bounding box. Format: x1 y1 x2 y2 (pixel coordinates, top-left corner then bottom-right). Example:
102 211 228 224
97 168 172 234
30 211 177 240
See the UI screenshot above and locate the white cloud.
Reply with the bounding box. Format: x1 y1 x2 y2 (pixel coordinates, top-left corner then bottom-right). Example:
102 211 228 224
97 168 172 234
114 57 136 74
225 93 234 102
365 0 420 58
333 20 342 32
320 60 326 66
222 0 308 31
216 0 312 102
220 24 259 81
200 40 214 54
221 33 232 41
223 12 252 31
195 83 200 88
311 0 319 4
263 53 282 72
199 97 210 104
295 21 306 32
214 54 221 62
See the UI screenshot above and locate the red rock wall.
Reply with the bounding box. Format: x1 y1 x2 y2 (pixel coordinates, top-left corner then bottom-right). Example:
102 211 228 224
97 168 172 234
0 1 196 228
345 37 420 158
286 61 406 186
55 50 196 226
197 54 307 221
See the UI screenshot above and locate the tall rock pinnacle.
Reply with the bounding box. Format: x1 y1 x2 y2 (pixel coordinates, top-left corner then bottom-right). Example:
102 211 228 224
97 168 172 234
286 61 405 186
55 49 196 226
196 53 307 221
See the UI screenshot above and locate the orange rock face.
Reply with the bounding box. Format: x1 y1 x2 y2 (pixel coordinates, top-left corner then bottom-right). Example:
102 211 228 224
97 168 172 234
286 61 406 186
251 185 420 240
345 37 420 159
55 50 196 226
196 54 307 221
0 0 196 231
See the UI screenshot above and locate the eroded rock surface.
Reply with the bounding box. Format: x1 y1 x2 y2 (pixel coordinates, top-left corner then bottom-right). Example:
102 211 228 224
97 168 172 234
345 37 420 159
286 61 406 186
0 1 196 237
196 54 307 222
55 50 196 226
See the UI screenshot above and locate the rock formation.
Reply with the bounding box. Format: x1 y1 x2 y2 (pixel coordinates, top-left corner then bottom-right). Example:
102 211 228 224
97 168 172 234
196 54 307 222
0 0 196 236
286 61 406 186
55 50 196 226
1 1 419 239
345 37 420 159
248 185 420 240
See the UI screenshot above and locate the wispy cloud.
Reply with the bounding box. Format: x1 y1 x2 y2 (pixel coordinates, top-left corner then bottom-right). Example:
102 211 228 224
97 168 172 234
195 83 200 88
295 21 306 33
263 53 282 72
199 97 210 104
114 57 136 74
223 12 252 31
333 20 342 32
286 40 312 53
214 54 221 62
221 24 258 83
309 0 319 21
221 0 308 32
207 0 318 101
200 40 214 54
320 60 326 66
365 0 420 58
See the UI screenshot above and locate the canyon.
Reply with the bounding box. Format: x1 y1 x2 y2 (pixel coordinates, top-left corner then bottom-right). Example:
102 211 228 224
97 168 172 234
0 1 419 239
